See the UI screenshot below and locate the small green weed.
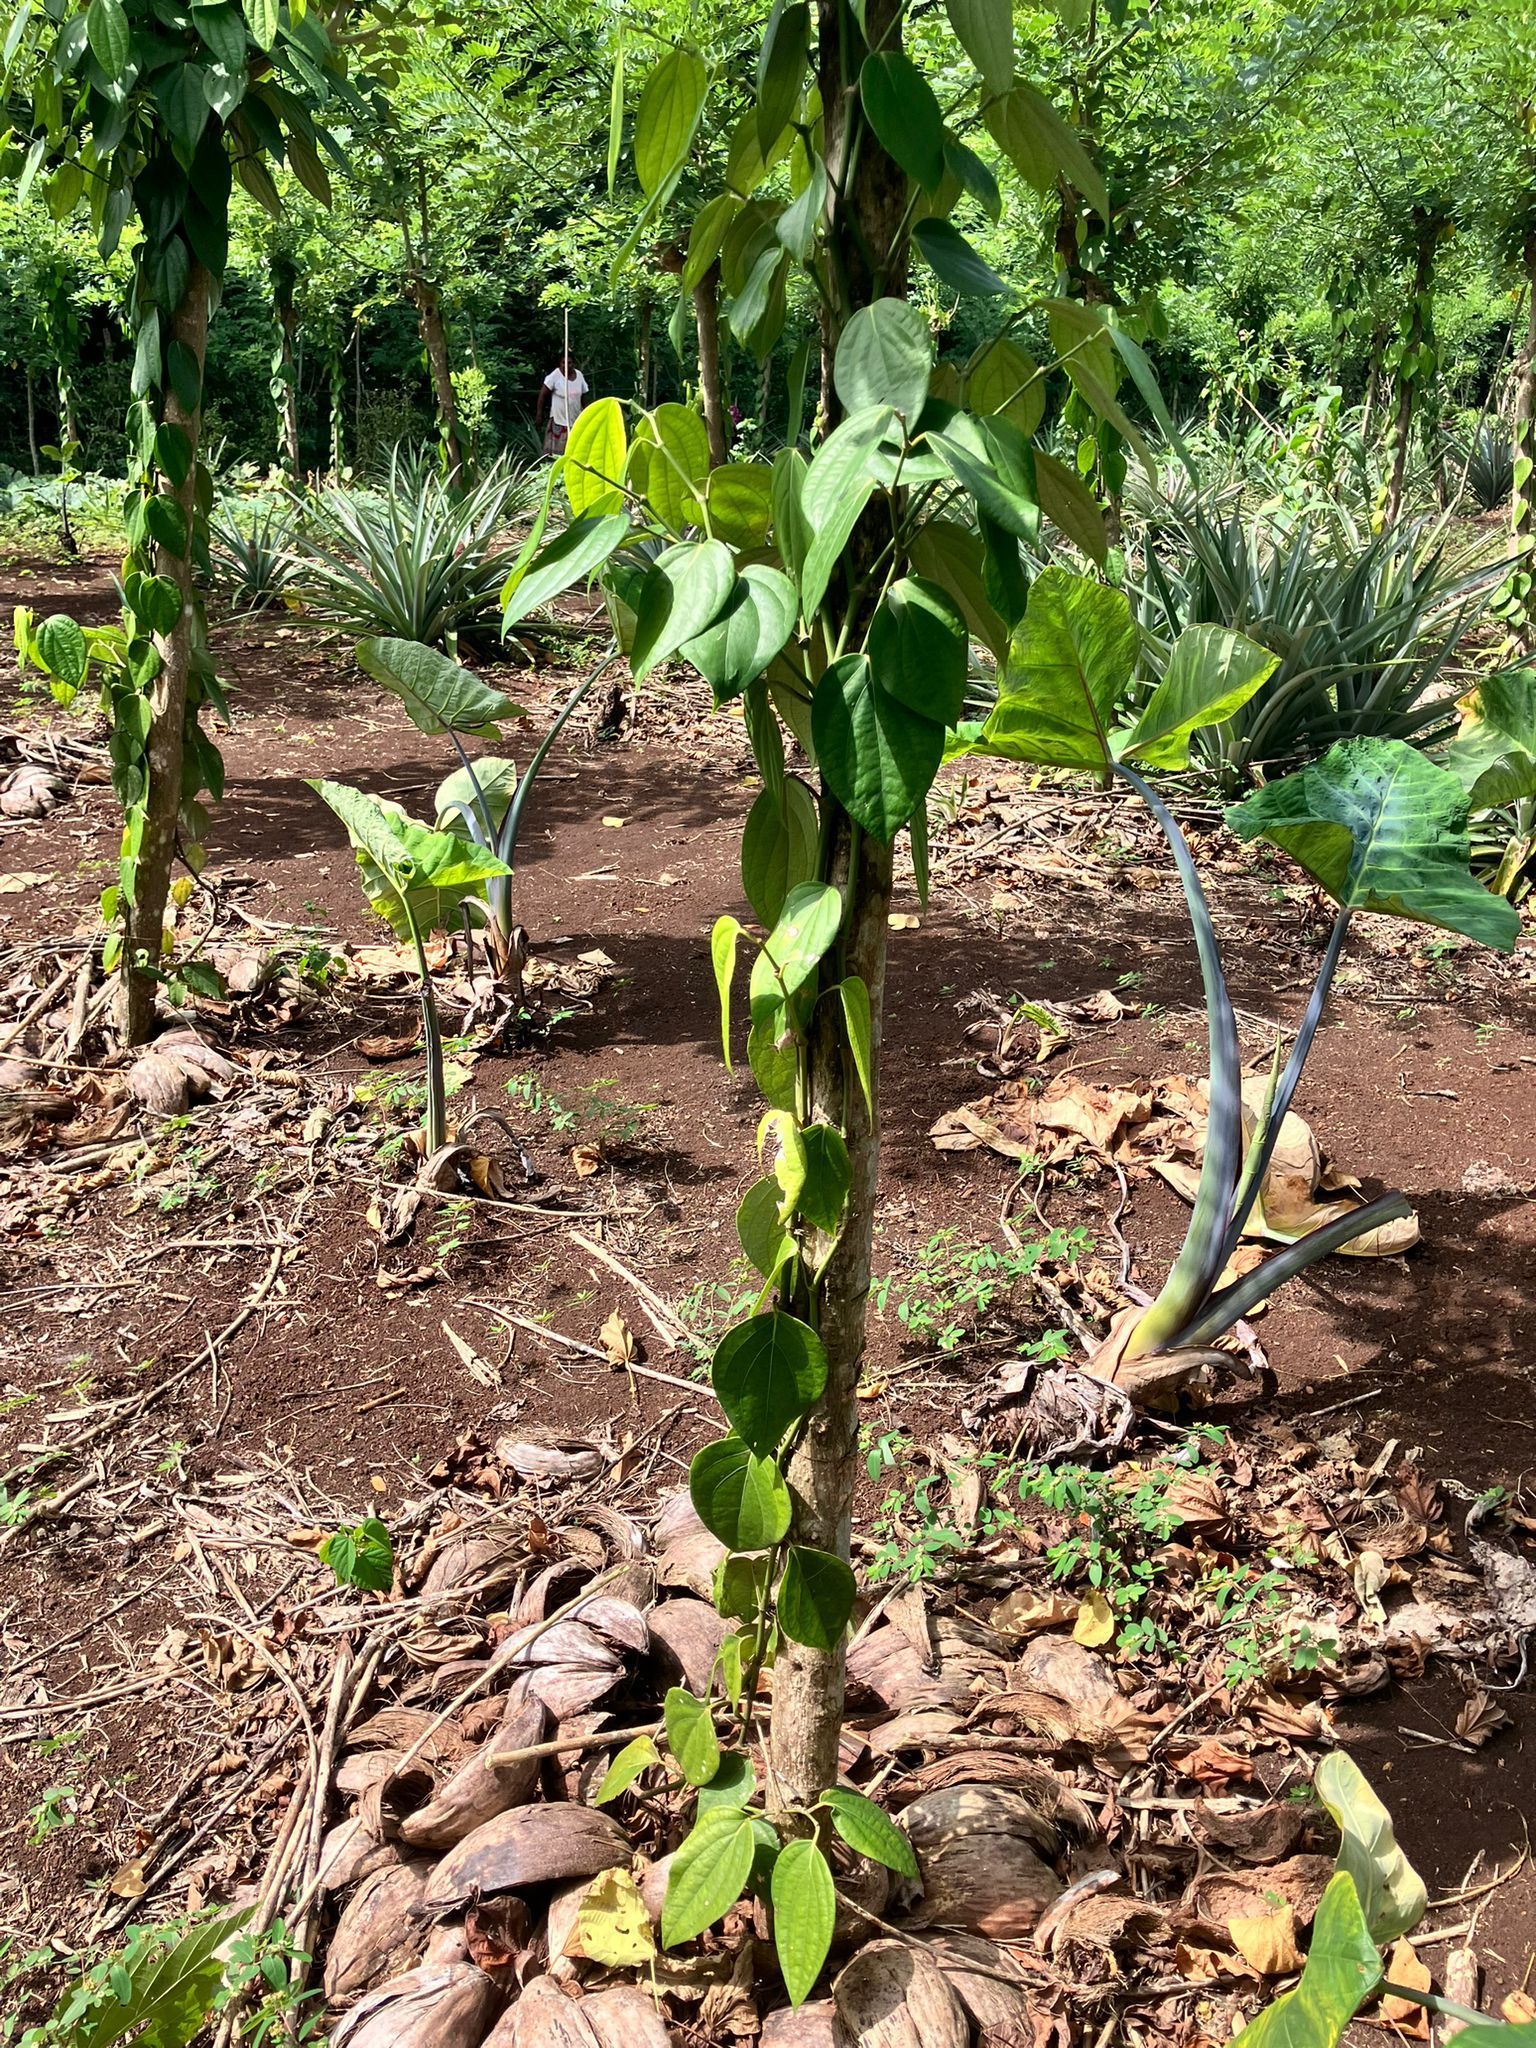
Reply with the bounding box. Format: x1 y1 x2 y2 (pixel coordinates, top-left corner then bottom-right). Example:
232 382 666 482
25 1786 76 1843
872 1225 1088 1354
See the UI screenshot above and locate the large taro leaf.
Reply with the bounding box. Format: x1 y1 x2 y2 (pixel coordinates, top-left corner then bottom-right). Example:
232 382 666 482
1313 1753 1427 1944
1442 668 1536 810
434 757 519 842
1120 624 1277 770
355 638 517 738
978 565 1138 771
1229 1872 1383 2048
311 779 510 941
1227 736 1519 952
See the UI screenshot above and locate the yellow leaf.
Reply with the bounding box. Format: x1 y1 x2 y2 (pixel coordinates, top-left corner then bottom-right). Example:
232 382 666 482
1072 1589 1115 1646
570 1866 655 1967
1228 1903 1303 1977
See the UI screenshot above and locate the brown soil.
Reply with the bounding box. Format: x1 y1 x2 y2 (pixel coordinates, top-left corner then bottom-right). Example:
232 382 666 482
1 554 1533 2006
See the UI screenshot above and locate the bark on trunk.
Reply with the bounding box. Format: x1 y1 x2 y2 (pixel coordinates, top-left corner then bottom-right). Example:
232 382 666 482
1514 236 1536 656
25 368 39 476
1384 216 1438 529
693 262 728 468
637 292 654 408
769 0 908 1809
121 260 211 1046
275 284 300 474
408 275 464 482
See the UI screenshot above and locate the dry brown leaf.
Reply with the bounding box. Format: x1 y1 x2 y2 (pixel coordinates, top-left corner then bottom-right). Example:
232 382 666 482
599 1310 640 1366
1228 1903 1303 1976
1453 1688 1511 1748
1178 1739 1255 1787
359 1031 421 1060
1501 1993 1536 2024
571 1143 603 1178
991 1588 1080 1640
1382 1938 1433 2032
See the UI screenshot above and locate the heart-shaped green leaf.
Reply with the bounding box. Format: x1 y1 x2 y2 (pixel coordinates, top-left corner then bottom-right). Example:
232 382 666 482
664 1685 722 1787
772 1838 836 2006
682 564 798 701
712 1312 827 1455
1229 1871 1383 2048
820 1787 919 1878
631 540 737 683
662 1807 756 1947
833 299 934 425
310 780 510 941
869 576 969 727
689 1435 792 1548
979 566 1138 771
777 1544 856 1650
1313 1752 1428 1944
812 652 943 843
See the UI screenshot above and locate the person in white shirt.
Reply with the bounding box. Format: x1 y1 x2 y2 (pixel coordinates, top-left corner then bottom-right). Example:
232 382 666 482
537 353 589 455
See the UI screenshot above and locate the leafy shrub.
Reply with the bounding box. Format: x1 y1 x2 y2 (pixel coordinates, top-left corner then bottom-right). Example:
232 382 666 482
285 449 542 647
1132 505 1502 781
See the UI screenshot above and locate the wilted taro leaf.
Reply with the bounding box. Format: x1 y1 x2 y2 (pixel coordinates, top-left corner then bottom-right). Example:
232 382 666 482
330 1962 502 2048
423 1804 631 1916
833 1939 970 2048
398 1698 548 1851
324 1859 432 2000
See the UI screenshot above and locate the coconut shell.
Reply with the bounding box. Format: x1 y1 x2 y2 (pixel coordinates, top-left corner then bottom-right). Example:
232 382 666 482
338 1751 406 1798
424 1803 631 1915
424 1923 471 1966
419 1526 529 1601
347 1708 470 1766
652 1495 725 1598
482 1976 601 2047
846 1619 1005 1712
900 1782 1075 1860
496 1435 606 1485
833 1940 969 2048
646 1599 728 1695
325 1859 432 1999
582 1985 672 2048
929 1933 1036 2035
318 1818 400 1893
399 1700 549 1851
330 1962 501 2048
760 2003 839 2048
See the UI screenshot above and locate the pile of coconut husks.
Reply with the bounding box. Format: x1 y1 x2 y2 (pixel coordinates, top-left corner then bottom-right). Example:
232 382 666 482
174 1399 1525 2048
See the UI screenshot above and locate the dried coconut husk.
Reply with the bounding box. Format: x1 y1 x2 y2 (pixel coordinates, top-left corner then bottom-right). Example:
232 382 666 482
861 1710 964 1757
419 1525 530 1602
567 1503 648 1561
847 1617 1006 1712
760 2003 838 2047
899 1781 1086 1861
646 1598 728 1695
339 1751 405 1798
319 1818 401 1893
425 1924 472 1966
1046 1890 1166 1957
830 1854 892 1948
833 1939 970 2048
898 1785 1065 1939
888 1754 1097 1833
482 1976 601 2048
324 1859 432 2000
974 1635 1166 1764
330 1961 501 2048
347 1708 471 1766
929 1932 1038 2036
653 1495 726 1599
360 1763 437 1842
398 1698 548 1850
580 1985 673 2048
401 1621 492 1671
1189 1799 1307 1864
424 1804 632 1916
496 1435 606 1485
1185 1854 1336 1932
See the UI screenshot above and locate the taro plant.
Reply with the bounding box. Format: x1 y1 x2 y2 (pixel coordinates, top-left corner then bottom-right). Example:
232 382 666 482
969 567 1519 1373
1441 665 1536 898
353 635 613 992
308 778 508 1152
1233 1752 1536 2048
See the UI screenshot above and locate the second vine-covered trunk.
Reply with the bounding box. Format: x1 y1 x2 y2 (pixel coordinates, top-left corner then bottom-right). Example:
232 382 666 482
1514 231 1536 657
273 270 301 474
408 273 465 482
768 0 908 1808
121 259 212 1046
1383 214 1439 529
693 260 728 468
